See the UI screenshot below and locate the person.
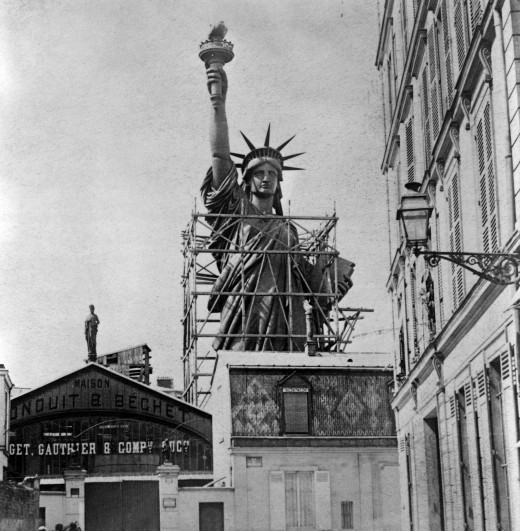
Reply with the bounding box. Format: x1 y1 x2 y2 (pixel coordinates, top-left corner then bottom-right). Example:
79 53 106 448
85 304 100 361
55 525 64 531
202 64 353 351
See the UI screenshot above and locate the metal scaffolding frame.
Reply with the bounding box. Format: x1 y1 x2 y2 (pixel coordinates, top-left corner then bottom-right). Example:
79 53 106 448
181 210 372 406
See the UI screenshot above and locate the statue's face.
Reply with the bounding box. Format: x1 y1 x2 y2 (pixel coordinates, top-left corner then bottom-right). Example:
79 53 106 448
249 163 279 198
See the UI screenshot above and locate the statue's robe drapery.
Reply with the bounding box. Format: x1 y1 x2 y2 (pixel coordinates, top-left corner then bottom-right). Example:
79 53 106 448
201 165 310 351
201 166 310 351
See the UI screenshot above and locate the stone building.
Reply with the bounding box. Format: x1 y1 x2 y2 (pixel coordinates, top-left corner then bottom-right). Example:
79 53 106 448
0 364 13 480
377 0 520 529
206 350 400 531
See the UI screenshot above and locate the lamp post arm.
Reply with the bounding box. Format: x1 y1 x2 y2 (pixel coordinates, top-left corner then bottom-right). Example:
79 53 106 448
415 250 520 285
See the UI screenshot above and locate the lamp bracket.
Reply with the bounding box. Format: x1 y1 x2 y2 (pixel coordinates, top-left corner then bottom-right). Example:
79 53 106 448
414 250 520 285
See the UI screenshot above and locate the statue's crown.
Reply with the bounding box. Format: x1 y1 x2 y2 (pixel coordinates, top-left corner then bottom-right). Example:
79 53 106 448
231 125 304 180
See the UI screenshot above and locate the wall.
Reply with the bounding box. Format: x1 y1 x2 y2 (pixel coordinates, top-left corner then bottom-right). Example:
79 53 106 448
232 446 400 531
40 491 66 531
0 482 39 531
178 487 235 531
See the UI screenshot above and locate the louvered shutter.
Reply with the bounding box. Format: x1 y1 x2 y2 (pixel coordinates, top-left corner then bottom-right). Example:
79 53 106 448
476 102 499 253
469 0 482 34
446 393 463 528
448 175 464 308
436 394 453 525
406 118 415 182
440 0 454 107
401 0 409 57
421 67 431 165
454 0 469 72
428 23 443 142
269 471 286 530
473 370 493 520
463 381 480 525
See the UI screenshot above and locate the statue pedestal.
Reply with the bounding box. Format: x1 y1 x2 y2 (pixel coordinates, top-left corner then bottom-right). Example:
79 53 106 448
157 462 181 531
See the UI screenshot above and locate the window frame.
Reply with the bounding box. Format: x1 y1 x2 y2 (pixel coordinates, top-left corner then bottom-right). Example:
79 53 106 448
278 372 312 436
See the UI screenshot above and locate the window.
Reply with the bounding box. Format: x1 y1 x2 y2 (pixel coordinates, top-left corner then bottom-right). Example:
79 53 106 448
405 117 415 183
246 456 262 468
341 501 354 529
448 174 464 308
489 358 512 529
285 471 315 529
424 417 444 530
475 101 498 253
279 373 311 435
456 387 474 530
439 0 454 108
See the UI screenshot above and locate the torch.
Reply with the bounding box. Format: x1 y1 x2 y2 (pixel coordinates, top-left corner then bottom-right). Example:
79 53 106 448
199 21 234 109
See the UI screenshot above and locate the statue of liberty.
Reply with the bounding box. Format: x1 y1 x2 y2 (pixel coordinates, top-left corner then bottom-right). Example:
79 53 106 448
200 24 353 352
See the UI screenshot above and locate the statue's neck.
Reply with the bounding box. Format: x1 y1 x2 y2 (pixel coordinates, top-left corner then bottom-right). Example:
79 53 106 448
251 194 274 214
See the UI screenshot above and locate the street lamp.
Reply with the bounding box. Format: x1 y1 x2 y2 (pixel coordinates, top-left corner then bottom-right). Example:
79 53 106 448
396 194 520 285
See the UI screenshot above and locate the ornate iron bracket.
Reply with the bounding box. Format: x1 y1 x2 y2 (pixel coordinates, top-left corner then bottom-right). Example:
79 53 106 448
414 250 520 285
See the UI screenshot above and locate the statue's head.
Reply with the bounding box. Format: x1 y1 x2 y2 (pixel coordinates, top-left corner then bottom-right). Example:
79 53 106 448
232 127 304 214
89 304 95 311
242 158 283 214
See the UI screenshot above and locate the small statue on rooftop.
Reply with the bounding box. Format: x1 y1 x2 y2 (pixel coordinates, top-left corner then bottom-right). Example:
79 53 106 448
85 304 100 361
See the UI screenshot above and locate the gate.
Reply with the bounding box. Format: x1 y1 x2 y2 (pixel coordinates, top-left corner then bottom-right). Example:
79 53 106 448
85 480 159 531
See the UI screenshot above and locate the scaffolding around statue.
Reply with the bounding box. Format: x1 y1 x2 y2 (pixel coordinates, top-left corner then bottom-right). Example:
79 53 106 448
181 208 373 406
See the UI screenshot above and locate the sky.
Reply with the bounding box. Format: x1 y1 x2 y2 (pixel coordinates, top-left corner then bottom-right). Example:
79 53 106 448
0 0 393 391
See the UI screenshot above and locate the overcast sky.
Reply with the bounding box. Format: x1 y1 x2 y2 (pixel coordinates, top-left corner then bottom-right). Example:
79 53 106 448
0 0 392 390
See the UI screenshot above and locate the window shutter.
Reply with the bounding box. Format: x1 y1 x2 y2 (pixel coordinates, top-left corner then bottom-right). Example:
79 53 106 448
401 0 409 57
315 471 332 530
469 0 482 34
440 0 454 107
428 23 443 141
341 501 354 529
454 0 469 71
476 102 499 253
500 350 511 382
269 471 286 530
422 67 431 165
406 118 415 182
448 175 464 308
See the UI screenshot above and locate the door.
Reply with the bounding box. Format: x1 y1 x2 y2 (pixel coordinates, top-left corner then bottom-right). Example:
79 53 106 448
85 480 159 531
199 502 224 531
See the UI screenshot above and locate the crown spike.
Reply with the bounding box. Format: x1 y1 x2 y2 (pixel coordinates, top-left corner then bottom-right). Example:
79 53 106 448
283 165 305 171
230 152 245 159
282 152 305 161
276 135 296 152
264 124 271 147
240 131 256 151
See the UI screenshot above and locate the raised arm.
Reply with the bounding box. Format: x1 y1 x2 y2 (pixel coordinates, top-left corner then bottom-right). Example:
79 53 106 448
206 66 232 188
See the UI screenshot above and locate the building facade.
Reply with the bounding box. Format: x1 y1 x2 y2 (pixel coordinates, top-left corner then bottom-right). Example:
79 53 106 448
0 364 13 480
7 362 213 530
377 0 520 529
207 350 400 531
